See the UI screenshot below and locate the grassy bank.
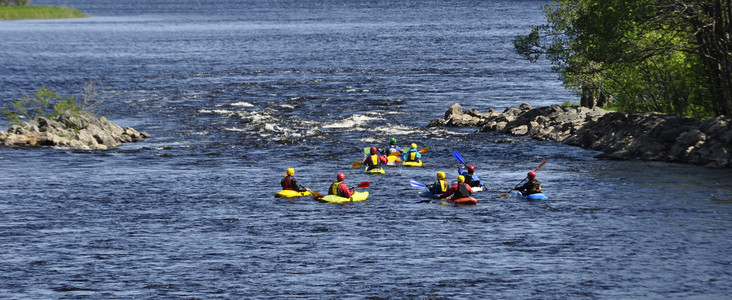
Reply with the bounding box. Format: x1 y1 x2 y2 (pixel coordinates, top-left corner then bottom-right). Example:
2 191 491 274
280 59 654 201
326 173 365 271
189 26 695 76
0 6 87 20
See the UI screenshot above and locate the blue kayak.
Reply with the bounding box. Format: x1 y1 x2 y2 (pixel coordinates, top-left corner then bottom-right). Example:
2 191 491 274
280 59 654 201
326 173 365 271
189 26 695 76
418 189 440 199
510 190 548 200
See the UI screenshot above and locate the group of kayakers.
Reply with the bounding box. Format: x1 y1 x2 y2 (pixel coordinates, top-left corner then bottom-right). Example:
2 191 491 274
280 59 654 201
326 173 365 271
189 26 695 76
280 138 543 201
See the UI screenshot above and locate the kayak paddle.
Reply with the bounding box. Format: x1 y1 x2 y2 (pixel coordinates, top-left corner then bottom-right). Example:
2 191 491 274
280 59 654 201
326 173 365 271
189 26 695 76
497 160 547 198
311 190 324 200
409 180 426 188
352 161 363 168
453 150 466 165
389 147 428 157
356 181 370 188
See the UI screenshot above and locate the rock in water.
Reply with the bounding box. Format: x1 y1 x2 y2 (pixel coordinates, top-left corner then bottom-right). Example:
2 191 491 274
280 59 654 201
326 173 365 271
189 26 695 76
0 111 149 150
430 103 732 168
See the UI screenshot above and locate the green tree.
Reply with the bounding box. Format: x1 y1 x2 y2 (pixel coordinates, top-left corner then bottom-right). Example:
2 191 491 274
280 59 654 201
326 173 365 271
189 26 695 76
515 0 731 118
1 86 79 125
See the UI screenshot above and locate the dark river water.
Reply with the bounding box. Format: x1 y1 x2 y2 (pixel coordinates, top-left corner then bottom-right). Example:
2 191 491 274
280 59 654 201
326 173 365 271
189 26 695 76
1 0 730 298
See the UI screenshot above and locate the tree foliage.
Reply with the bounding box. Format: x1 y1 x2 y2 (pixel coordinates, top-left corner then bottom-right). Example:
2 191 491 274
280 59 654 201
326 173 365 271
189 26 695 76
514 0 731 118
2 86 79 125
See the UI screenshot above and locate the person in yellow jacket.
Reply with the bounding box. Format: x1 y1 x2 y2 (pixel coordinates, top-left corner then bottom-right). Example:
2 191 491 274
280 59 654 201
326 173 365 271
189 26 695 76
402 143 422 162
428 171 449 195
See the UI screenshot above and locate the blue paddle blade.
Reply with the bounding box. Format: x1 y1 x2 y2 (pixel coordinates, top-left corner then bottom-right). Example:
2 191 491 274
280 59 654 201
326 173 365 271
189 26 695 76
409 180 426 188
453 150 466 165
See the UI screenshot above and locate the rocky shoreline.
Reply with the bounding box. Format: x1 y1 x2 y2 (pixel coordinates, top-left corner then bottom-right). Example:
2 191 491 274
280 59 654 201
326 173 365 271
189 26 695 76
429 103 732 168
0 111 149 150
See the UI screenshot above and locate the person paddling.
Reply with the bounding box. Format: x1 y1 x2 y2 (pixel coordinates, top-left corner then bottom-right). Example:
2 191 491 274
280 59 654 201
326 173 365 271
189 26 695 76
381 137 402 156
439 175 473 200
428 171 449 195
363 146 388 171
328 173 354 198
281 168 308 192
402 143 422 163
457 165 484 189
514 171 542 196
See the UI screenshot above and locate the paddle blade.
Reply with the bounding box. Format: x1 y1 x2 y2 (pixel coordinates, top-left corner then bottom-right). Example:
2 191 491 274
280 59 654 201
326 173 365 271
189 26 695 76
311 190 323 198
534 160 547 172
352 161 363 168
418 147 430 153
388 151 401 156
410 180 426 188
387 156 397 162
453 150 466 165
356 181 370 188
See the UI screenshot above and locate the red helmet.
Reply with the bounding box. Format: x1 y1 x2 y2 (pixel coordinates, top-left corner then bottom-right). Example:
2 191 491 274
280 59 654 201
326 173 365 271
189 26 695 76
467 165 475 173
337 173 345 181
527 171 536 180
370 146 377 155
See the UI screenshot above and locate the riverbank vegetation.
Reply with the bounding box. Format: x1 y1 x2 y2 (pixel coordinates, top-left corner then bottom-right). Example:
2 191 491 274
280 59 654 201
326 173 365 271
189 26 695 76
514 0 731 119
0 5 86 20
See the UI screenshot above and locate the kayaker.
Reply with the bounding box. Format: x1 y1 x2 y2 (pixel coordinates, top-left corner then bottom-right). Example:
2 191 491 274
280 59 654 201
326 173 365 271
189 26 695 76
281 168 308 192
381 137 402 156
428 171 449 195
402 143 422 162
514 171 542 196
328 173 354 198
364 146 388 171
439 175 473 200
457 165 485 188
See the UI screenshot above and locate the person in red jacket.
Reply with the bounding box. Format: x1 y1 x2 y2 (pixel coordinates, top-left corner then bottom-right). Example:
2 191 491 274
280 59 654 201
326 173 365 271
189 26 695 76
363 146 388 171
328 173 354 198
281 168 308 192
439 175 473 200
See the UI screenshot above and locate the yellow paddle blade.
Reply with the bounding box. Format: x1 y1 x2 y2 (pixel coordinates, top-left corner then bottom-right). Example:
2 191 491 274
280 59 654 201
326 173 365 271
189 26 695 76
418 147 430 153
388 151 401 156
387 156 397 162
352 161 363 168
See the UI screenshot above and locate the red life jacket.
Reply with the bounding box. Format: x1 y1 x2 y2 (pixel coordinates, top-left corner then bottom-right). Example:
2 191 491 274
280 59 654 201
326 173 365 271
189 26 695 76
281 175 295 190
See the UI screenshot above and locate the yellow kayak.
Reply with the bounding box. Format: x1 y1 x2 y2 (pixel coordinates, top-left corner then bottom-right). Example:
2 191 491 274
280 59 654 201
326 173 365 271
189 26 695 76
318 191 369 203
365 166 386 174
403 160 423 167
274 190 312 198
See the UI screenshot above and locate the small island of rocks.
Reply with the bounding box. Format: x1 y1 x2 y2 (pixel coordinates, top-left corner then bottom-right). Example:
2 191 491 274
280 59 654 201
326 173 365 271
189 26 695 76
0 110 149 150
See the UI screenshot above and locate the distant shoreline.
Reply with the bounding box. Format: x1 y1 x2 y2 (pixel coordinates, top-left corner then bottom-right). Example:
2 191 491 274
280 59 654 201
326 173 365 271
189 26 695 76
0 6 87 20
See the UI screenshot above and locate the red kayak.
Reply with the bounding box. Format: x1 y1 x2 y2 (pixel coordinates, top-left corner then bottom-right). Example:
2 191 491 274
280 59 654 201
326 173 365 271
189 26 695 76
451 196 478 205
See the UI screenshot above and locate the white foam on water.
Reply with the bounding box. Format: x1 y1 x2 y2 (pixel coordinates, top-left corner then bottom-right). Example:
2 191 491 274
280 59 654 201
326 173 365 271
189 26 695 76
229 102 254 107
321 113 384 129
199 109 235 115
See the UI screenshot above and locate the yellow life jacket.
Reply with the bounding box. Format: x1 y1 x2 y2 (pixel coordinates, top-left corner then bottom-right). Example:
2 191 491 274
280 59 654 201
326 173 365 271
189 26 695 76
369 155 379 167
438 179 448 193
329 181 343 195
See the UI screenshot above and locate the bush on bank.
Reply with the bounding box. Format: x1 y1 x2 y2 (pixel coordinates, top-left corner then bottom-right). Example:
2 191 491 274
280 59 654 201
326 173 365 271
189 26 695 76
0 5 86 20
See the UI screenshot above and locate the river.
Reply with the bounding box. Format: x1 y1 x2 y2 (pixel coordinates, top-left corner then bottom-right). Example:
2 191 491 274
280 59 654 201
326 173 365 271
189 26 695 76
1 0 730 298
